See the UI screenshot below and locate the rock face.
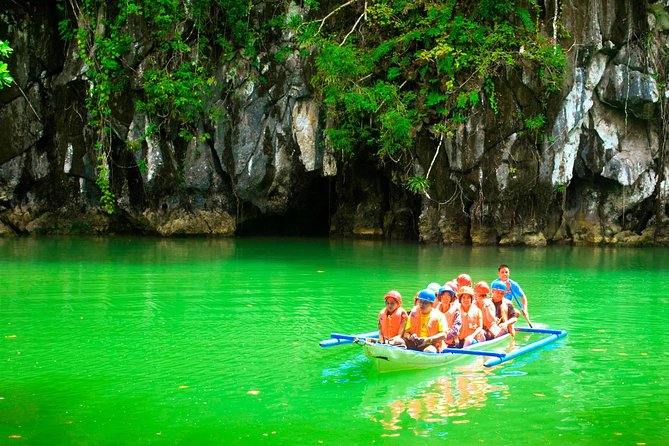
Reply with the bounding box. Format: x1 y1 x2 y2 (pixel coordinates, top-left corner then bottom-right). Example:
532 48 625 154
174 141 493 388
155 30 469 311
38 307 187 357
0 0 668 245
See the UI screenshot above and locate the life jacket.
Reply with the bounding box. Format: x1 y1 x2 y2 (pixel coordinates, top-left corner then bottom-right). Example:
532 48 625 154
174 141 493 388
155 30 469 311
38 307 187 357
378 306 407 341
459 305 484 341
408 307 444 350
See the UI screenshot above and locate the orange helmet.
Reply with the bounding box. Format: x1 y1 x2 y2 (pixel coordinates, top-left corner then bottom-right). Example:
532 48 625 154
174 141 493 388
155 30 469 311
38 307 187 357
473 281 490 295
384 290 402 306
456 273 472 288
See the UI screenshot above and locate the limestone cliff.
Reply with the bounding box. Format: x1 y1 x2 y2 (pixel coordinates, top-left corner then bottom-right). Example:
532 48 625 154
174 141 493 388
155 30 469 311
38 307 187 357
0 0 668 245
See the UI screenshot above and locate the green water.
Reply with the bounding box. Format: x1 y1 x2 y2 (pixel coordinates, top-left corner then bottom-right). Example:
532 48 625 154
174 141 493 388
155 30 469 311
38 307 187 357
0 237 667 445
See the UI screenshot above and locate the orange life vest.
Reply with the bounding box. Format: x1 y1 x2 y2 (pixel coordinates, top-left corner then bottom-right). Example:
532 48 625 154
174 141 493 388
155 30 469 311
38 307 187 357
378 306 407 341
478 299 502 337
408 307 444 350
459 305 484 341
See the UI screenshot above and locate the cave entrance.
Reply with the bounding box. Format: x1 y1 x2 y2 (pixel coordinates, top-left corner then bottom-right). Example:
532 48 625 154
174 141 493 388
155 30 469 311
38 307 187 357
236 175 334 237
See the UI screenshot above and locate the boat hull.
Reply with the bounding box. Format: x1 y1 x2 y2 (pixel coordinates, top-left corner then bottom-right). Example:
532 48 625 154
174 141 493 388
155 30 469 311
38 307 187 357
362 335 512 373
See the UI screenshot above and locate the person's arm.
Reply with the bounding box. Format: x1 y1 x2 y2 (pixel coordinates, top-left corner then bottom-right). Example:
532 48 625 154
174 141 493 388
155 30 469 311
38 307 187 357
500 303 518 329
397 311 408 338
402 315 415 341
378 315 385 343
512 280 529 315
446 311 461 341
467 310 484 341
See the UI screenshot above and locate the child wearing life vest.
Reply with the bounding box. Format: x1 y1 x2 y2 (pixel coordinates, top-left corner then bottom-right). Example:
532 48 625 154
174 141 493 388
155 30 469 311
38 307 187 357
437 285 461 347
457 286 486 348
401 289 447 353
378 290 408 345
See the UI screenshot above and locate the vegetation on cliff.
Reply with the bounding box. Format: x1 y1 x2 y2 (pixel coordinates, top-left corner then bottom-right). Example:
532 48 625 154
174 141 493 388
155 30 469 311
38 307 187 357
57 0 258 213
297 0 567 193
55 0 565 212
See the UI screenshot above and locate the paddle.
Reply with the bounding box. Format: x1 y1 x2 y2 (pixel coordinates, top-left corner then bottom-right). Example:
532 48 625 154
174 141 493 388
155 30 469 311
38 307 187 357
511 295 533 328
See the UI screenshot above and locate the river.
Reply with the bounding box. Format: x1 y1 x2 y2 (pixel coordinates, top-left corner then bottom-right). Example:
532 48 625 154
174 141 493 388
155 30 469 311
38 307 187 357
0 237 667 445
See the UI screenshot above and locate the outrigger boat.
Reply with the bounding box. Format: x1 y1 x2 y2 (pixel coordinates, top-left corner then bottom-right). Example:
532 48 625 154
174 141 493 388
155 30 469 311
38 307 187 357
320 327 567 373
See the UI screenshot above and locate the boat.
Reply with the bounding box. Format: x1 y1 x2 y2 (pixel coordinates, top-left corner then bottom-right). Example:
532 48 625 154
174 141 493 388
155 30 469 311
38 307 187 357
320 326 567 373
360 335 512 373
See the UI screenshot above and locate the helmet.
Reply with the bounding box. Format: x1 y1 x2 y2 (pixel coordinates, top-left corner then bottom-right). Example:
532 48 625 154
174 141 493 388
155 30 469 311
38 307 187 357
417 289 436 303
384 290 402 305
473 281 490 295
457 286 474 299
491 280 507 291
457 273 472 288
426 282 441 294
446 280 459 292
438 286 456 297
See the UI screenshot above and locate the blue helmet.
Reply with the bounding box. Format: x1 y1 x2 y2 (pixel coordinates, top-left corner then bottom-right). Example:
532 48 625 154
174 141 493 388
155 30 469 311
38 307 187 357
491 280 507 291
438 286 455 296
417 289 436 303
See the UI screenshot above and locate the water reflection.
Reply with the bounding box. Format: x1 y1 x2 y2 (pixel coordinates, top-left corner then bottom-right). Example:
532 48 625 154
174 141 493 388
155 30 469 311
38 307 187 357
362 364 508 434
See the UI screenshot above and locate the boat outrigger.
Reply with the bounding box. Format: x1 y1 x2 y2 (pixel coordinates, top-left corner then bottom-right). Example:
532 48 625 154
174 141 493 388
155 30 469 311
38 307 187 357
320 327 567 373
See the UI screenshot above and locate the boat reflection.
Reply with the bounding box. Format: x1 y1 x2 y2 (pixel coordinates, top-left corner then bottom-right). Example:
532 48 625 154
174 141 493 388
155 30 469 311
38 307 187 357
362 363 509 432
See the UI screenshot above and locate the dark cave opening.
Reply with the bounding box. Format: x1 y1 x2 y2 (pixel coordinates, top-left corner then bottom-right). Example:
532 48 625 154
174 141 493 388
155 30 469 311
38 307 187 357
236 175 334 237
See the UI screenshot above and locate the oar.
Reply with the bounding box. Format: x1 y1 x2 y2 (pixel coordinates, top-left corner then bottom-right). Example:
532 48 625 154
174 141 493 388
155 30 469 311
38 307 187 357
319 331 379 347
512 295 533 328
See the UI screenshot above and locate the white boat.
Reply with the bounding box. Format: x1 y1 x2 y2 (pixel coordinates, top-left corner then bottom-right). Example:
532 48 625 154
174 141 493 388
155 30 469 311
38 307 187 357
360 335 513 373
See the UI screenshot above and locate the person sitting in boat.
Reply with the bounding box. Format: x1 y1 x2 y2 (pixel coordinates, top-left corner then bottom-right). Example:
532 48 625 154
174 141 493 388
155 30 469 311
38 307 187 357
437 285 461 347
378 290 408 345
473 281 505 340
491 264 531 326
400 289 447 353
491 281 519 337
457 286 486 348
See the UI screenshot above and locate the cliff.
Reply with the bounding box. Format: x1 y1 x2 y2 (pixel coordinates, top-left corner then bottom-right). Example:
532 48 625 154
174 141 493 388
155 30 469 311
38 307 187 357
0 0 668 245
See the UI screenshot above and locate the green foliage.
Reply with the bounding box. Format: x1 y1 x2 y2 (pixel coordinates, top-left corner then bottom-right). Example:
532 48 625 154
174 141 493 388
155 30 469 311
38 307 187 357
406 176 430 193
525 114 545 131
303 0 567 195
56 0 261 213
0 40 14 88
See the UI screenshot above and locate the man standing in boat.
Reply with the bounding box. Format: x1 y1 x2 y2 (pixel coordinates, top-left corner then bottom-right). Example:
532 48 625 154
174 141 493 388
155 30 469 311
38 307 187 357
400 289 447 353
377 290 408 345
491 264 531 326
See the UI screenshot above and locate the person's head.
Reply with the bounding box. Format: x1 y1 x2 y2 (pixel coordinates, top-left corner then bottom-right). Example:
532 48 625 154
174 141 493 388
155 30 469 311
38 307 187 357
498 264 510 281
438 285 456 304
456 274 472 288
384 290 402 310
491 280 506 301
417 289 436 314
473 281 490 303
457 286 474 307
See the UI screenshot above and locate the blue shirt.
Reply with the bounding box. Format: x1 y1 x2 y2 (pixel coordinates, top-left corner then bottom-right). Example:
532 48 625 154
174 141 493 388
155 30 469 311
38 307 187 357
491 278 524 302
